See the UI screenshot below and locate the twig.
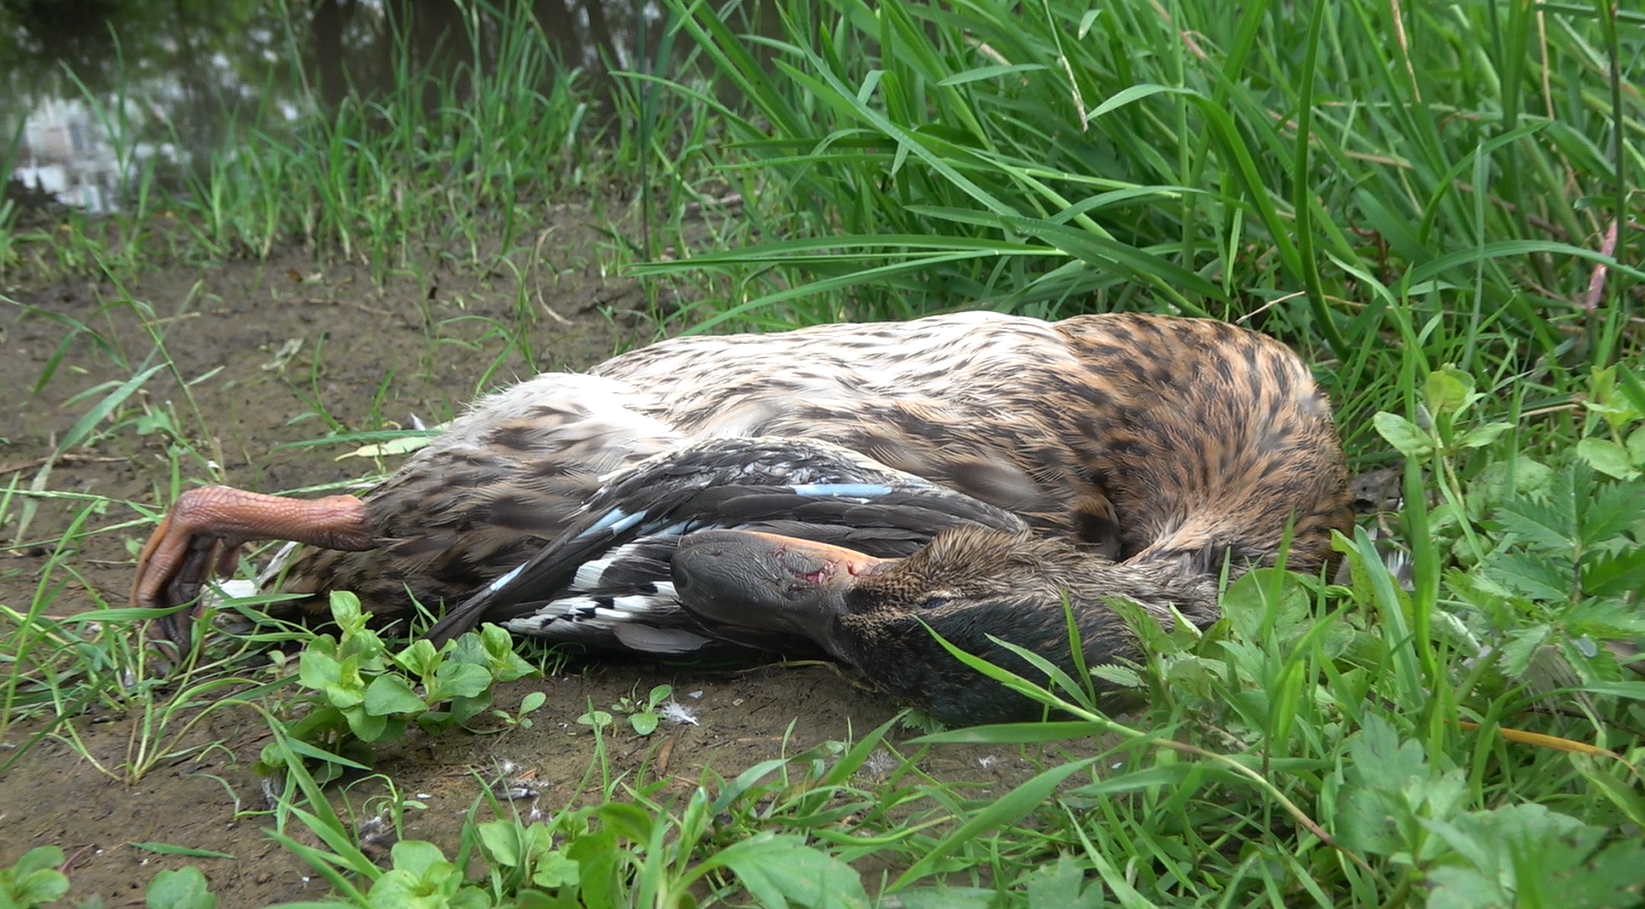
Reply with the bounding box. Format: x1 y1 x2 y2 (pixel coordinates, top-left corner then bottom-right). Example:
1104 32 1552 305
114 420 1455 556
1581 219 1619 313
0 454 129 476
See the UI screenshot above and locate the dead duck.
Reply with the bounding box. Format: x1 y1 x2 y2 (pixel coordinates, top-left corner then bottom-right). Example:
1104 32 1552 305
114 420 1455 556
669 526 1218 726
133 311 1352 648
420 436 1030 657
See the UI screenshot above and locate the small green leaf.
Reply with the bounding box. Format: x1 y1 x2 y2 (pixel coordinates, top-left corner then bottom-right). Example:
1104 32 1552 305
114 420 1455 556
363 675 428 717
328 590 365 630
647 684 673 709
393 638 442 679
1628 426 1645 463
3 846 69 907
477 821 524 868
478 624 537 681
298 649 343 692
1425 366 1474 417
146 866 217 909
706 833 870 909
1577 438 1639 479
1088 663 1143 688
630 712 659 736
520 691 547 714
1458 422 1512 449
343 704 388 742
1374 412 1434 458
532 851 579 889
433 661 493 701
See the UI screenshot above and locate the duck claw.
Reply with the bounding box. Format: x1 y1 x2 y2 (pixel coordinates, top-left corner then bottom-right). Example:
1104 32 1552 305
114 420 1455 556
132 486 375 651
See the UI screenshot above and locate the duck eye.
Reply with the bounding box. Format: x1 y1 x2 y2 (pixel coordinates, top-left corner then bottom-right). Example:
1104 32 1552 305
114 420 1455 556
920 596 951 610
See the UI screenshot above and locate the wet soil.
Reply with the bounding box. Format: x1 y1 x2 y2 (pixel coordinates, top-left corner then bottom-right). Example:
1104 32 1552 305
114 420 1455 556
0 207 1045 906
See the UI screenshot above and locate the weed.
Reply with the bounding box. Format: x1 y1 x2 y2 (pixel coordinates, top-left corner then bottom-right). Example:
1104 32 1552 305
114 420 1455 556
0 846 69 908
257 591 537 780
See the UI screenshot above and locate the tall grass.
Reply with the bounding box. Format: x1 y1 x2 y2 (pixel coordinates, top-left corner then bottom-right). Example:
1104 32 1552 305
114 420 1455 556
643 0 1639 425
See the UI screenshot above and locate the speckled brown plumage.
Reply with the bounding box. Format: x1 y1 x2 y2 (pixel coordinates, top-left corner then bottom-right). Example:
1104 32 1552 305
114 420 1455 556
135 311 1351 647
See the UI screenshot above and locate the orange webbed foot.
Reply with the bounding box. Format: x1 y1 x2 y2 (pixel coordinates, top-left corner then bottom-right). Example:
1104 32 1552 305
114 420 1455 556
133 486 376 650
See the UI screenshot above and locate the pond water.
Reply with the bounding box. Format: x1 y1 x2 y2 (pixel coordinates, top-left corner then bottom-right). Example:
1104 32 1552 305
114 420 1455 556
0 0 741 213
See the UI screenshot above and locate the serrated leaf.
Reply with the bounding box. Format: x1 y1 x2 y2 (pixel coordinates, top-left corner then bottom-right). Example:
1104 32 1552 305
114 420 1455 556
1023 855 1103 909
1420 804 1642 909
1579 479 1644 548
1345 715 1428 794
1581 546 1645 598
1495 498 1575 552
1497 625 1552 677
1374 412 1434 458
1088 663 1143 688
1486 551 1572 601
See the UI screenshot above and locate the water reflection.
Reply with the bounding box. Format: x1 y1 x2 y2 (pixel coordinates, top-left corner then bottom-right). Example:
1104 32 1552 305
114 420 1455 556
9 98 123 213
0 0 683 213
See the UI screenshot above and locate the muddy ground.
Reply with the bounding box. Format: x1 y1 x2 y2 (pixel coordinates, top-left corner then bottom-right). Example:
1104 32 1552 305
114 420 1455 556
0 207 1052 907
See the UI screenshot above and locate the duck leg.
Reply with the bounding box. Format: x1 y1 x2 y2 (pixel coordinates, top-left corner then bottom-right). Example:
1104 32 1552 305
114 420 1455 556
133 486 377 648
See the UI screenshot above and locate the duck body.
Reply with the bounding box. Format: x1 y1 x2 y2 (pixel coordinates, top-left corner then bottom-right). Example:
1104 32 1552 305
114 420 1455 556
595 311 1350 572
421 436 1029 657
136 311 1351 660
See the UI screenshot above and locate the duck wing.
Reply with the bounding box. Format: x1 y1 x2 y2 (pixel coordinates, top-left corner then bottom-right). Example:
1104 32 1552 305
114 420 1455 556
423 437 1027 654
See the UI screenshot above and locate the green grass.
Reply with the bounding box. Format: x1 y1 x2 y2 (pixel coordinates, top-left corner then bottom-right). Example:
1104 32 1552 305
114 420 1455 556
3 0 1645 906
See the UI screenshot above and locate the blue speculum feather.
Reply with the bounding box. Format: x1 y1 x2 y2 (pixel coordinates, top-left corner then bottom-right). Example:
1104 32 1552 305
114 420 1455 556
574 508 648 540
787 483 892 498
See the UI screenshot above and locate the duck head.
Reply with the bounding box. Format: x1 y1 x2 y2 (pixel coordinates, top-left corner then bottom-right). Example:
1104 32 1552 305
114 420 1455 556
672 526 1220 726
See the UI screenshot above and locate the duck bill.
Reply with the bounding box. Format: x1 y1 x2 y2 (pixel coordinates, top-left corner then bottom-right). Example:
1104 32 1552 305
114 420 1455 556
671 530 891 646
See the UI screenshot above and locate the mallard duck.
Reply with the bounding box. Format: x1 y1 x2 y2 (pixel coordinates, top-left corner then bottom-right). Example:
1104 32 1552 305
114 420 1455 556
670 526 1216 726
134 311 1352 649
420 436 1030 656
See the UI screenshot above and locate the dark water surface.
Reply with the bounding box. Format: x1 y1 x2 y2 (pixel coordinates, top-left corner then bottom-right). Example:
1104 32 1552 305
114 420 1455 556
1 0 714 213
